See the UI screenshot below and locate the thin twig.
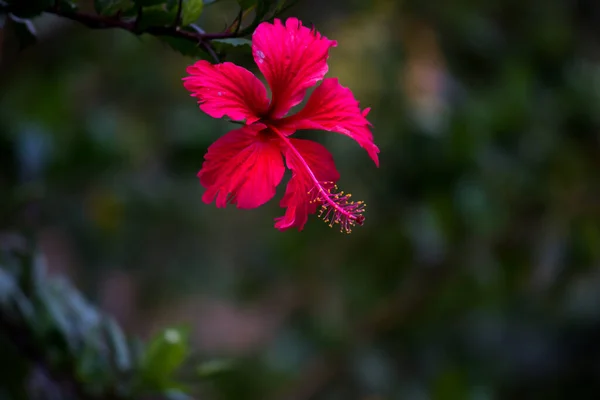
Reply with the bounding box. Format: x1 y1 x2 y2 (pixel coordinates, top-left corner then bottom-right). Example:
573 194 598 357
45 7 238 42
201 41 220 63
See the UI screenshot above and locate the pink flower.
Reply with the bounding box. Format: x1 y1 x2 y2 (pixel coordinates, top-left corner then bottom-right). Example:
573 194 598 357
183 18 379 233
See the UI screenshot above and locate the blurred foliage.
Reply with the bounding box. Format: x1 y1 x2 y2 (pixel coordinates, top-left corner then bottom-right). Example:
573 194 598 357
3 0 600 399
0 239 214 399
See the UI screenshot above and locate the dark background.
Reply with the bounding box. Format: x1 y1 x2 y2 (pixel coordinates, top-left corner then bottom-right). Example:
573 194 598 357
2 0 600 398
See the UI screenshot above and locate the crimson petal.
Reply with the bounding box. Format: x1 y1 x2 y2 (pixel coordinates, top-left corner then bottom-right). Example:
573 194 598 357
283 78 380 166
183 61 269 124
199 128 285 209
252 18 337 119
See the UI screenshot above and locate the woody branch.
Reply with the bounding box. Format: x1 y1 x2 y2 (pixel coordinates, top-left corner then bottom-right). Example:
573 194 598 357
36 5 240 46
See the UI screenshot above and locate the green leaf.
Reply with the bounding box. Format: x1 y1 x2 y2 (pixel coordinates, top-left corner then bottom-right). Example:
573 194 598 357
160 36 207 58
8 15 37 50
212 37 252 57
135 4 174 31
94 0 134 16
140 327 190 390
212 38 251 47
179 0 202 26
236 0 281 35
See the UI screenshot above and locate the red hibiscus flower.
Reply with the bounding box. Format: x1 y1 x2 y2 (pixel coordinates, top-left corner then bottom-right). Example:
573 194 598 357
183 17 379 233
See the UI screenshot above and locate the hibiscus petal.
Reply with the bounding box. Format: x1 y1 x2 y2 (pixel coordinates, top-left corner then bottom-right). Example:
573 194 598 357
275 138 340 231
183 60 269 124
199 128 284 209
283 78 380 166
252 17 337 119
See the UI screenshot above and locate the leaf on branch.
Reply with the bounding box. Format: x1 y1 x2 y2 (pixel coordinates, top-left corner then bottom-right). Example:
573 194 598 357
212 37 251 47
179 0 203 26
211 37 251 57
94 0 135 16
136 0 203 30
160 36 207 58
236 0 293 35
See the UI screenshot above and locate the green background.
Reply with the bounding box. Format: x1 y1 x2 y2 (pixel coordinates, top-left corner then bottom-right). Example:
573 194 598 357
3 0 600 398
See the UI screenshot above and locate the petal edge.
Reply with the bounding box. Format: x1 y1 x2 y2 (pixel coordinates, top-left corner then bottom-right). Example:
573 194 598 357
283 78 380 166
252 18 337 119
199 128 284 209
183 61 269 124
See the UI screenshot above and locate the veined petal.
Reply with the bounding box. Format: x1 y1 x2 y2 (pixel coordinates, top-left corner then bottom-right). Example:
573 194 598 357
199 128 284 209
252 17 337 119
183 61 269 124
283 78 380 166
275 138 339 231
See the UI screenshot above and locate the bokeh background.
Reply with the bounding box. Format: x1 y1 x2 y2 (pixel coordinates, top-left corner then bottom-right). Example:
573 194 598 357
3 0 600 398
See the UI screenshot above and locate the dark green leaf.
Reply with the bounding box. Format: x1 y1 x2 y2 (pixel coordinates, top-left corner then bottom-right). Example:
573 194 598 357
135 4 174 31
136 0 202 29
179 0 202 26
160 36 208 58
141 327 190 390
236 0 280 35
212 37 252 56
94 0 134 16
212 38 252 47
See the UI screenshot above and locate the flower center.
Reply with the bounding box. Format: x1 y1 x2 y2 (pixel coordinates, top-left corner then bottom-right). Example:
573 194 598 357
269 126 366 233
